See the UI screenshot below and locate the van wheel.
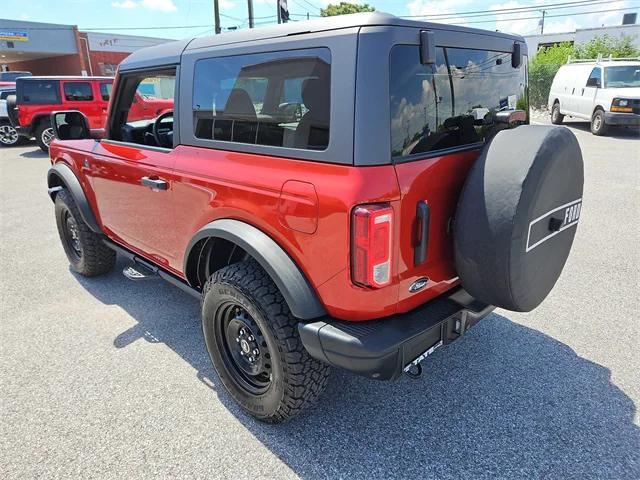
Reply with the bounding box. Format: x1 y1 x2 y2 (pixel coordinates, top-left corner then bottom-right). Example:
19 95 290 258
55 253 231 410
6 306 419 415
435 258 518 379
54 189 116 276
551 103 564 125
591 109 608 136
202 260 330 423
36 120 54 152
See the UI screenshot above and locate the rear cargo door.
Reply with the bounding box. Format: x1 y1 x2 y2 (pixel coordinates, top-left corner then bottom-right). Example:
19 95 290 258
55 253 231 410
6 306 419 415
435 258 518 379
388 36 528 306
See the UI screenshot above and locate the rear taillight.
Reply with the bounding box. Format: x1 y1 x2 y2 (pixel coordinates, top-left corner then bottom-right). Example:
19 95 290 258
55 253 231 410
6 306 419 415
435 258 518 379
351 203 393 288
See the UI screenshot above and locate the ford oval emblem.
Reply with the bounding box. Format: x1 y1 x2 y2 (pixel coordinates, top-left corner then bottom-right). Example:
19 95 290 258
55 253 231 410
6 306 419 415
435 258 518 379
409 277 429 293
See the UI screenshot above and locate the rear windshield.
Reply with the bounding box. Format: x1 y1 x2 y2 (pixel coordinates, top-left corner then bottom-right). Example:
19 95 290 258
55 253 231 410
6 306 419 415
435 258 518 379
390 46 527 159
19 80 60 104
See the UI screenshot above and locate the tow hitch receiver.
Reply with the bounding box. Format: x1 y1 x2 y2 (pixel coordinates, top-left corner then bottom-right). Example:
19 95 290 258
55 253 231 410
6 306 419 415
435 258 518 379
403 340 443 378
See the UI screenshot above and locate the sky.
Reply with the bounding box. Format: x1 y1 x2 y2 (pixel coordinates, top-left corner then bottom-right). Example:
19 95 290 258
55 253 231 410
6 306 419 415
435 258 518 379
1 0 638 40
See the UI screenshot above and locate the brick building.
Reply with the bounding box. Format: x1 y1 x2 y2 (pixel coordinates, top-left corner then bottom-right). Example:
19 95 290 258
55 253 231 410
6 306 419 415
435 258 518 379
0 19 170 76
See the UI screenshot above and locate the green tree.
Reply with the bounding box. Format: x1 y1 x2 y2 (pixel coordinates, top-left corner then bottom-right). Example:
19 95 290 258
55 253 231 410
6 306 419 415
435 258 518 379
528 42 575 108
320 2 375 16
574 34 639 59
528 35 640 108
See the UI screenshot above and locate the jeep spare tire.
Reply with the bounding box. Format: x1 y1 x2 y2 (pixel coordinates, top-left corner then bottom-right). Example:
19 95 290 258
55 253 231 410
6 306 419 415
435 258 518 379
454 125 583 312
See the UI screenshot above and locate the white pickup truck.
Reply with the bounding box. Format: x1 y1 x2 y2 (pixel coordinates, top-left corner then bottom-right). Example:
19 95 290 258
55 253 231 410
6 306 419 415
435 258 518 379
0 87 24 147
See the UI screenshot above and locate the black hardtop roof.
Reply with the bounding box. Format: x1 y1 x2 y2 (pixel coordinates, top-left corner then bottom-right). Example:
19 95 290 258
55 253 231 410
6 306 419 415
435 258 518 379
17 76 114 81
120 12 525 71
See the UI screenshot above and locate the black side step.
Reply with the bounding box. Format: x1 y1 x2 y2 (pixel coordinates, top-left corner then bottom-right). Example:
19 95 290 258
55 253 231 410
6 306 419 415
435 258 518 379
103 238 201 299
123 263 157 281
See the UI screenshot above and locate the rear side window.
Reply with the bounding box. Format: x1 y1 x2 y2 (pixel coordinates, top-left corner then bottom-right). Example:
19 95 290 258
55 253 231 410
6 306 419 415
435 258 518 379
19 80 60 104
390 46 527 159
192 48 331 151
64 82 93 101
100 82 113 101
0 90 14 100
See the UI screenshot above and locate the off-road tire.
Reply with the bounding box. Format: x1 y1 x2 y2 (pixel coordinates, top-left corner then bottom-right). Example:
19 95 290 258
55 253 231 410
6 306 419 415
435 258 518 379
202 260 330 423
590 108 608 136
54 189 116 276
551 102 564 125
35 119 54 152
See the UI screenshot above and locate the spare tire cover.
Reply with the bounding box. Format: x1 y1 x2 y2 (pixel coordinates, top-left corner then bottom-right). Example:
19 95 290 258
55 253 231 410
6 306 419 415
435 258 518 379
454 125 583 312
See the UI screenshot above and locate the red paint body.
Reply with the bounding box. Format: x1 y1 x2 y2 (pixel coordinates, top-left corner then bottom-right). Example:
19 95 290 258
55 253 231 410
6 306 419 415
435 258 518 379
50 137 479 321
16 78 173 132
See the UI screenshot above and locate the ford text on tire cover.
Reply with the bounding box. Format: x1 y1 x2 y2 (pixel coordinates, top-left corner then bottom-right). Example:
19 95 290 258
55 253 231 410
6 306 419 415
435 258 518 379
45 13 583 422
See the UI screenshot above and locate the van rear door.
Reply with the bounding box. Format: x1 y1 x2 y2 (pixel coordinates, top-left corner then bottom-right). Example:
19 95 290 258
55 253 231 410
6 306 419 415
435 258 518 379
388 36 528 309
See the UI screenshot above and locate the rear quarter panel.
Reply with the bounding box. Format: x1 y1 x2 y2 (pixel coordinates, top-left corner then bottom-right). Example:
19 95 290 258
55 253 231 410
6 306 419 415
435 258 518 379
170 145 403 321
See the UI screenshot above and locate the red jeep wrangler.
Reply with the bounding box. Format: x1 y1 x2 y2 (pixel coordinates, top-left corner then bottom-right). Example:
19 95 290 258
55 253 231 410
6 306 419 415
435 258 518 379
47 13 583 423
9 76 173 152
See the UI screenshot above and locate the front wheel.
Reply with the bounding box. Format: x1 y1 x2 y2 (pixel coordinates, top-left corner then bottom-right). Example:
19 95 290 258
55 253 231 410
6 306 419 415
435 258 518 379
591 109 608 136
35 120 54 152
54 189 116 276
0 121 25 147
550 103 564 125
202 260 330 423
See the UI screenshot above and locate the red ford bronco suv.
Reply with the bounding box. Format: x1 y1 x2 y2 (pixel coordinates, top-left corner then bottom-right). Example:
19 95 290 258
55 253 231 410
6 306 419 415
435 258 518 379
47 13 583 423
8 75 173 152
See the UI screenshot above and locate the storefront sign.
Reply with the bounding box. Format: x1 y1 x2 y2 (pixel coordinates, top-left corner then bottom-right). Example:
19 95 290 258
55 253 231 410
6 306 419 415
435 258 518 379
0 30 29 42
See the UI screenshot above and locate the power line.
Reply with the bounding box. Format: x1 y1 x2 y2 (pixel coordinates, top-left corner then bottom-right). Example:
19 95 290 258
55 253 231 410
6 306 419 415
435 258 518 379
401 0 624 18
12 1 639 32
445 6 640 25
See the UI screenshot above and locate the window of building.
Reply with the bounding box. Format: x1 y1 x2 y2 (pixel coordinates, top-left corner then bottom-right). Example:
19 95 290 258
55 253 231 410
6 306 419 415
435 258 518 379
63 82 94 101
192 48 331 151
390 46 527 159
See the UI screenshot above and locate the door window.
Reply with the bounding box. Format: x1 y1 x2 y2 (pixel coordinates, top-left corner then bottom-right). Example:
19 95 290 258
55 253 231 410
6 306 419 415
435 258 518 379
108 68 176 149
100 83 113 101
390 46 527 159
586 68 601 88
63 82 94 101
192 48 331 150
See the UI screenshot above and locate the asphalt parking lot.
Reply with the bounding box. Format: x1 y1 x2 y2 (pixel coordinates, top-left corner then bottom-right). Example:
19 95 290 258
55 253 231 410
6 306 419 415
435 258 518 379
1 119 639 479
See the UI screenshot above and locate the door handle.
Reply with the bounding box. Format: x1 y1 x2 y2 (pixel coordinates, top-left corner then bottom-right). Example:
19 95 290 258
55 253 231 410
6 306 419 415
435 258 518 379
140 176 168 190
414 200 430 266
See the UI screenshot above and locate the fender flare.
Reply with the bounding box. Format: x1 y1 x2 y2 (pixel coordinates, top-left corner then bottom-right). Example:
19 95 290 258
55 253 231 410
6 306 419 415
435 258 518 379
185 219 326 320
47 163 102 234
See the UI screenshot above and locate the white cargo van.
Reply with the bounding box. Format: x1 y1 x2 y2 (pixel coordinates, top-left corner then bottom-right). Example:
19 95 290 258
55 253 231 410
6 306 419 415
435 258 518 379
548 56 640 135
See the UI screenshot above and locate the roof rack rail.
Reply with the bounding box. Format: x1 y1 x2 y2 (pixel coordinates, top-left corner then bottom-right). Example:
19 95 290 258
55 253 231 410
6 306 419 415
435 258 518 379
567 54 640 64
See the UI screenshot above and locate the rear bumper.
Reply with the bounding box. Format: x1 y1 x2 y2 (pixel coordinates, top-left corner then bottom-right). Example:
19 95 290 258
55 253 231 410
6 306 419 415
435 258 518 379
605 112 640 126
298 288 494 380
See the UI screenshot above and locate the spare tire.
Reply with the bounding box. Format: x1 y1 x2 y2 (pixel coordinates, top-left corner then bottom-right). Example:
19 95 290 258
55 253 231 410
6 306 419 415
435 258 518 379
454 125 583 312
5 94 19 127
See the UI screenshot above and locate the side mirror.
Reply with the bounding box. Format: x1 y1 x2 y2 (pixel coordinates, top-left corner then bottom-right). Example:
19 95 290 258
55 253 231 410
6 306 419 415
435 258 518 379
51 110 91 141
420 30 436 65
512 42 522 68
586 77 600 88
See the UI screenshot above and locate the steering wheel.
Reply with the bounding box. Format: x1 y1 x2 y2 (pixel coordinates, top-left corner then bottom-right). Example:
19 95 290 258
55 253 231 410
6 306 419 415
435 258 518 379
152 110 174 148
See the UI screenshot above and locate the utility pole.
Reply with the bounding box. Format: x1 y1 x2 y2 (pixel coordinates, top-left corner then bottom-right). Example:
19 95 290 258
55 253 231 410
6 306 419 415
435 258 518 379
277 0 281 24
214 0 221 34
248 0 254 28
540 10 546 35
